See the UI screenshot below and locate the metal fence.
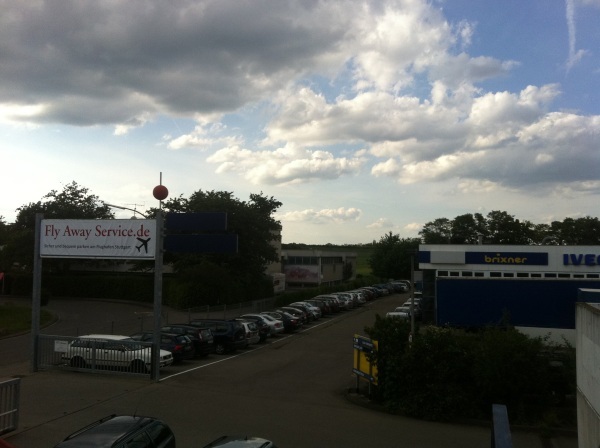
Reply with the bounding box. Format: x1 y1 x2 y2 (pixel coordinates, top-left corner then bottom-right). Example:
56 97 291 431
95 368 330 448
179 298 276 322
37 335 152 378
0 378 20 436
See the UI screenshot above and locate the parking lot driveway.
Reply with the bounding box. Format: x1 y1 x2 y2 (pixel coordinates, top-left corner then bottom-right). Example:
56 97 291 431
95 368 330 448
2 295 578 448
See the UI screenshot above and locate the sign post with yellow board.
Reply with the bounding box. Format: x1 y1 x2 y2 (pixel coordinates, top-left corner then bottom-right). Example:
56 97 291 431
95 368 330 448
352 334 378 393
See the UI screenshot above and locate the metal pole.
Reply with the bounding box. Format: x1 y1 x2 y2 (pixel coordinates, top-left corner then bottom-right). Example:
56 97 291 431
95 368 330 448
151 212 164 381
410 251 415 342
31 213 43 372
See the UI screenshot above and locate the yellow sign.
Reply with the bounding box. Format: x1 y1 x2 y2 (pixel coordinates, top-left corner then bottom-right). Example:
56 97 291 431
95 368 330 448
353 334 378 385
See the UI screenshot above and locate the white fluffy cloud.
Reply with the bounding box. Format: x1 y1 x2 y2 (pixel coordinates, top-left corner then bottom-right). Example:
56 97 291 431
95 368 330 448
279 207 362 224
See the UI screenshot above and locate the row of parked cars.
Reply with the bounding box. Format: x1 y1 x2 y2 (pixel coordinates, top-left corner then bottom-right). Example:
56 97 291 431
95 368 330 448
62 282 408 373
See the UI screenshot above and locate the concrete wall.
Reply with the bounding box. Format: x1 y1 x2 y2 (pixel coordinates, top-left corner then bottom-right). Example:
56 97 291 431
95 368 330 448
576 300 600 447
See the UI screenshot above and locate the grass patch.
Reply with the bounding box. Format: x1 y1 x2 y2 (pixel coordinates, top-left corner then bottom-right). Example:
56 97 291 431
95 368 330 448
0 303 54 337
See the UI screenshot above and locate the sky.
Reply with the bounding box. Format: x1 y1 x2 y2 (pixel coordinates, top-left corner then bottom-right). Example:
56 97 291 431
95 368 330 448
1 0 599 245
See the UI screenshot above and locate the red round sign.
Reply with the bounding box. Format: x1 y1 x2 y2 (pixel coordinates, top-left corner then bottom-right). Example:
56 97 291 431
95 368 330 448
153 184 169 200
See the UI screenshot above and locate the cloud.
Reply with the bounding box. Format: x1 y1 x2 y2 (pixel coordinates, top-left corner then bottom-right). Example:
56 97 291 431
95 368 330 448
207 143 365 185
565 0 589 73
279 207 362 224
366 218 394 229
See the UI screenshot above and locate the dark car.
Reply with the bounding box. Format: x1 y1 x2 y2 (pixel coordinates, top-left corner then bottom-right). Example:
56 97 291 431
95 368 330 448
161 324 214 357
130 332 195 363
279 307 308 325
54 414 175 448
189 319 247 355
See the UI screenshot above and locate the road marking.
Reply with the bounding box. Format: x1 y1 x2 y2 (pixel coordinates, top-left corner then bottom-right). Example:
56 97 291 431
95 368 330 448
160 306 371 381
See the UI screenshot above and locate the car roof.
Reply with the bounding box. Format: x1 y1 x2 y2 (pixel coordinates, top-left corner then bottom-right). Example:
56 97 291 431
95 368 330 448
77 335 131 340
202 435 276 448
55 415 156 448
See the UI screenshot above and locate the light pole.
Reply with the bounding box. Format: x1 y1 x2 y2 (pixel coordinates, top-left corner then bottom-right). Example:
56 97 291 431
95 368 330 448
409 250 416 343
105 203 148 219
106 202 163 381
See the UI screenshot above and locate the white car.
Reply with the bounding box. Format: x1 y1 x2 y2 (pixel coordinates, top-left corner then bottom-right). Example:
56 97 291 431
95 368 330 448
62 334 174 373
243 313 285 336
386 306 411 319
239 321 261 345
290 301 322 319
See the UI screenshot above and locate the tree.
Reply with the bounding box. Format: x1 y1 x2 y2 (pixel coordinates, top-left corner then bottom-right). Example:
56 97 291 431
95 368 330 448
551 216 600 245
5 182 113 272
161 190 282 304
419 218 452 244
450 213 487 244
368 232 419 279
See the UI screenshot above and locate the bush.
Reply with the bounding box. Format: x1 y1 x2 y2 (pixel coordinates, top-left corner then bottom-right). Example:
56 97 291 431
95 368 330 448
364 318 576 426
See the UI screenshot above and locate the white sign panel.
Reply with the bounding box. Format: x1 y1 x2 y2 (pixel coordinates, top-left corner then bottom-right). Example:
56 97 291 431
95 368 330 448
40 219 157 259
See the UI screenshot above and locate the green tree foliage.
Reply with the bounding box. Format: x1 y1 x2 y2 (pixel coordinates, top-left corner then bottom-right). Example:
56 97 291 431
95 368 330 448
161 190 282 305
368 232 419 279
419 218 451 243
364 319 576 425
419 210 597 245
550 216 600 244
2 182 113 273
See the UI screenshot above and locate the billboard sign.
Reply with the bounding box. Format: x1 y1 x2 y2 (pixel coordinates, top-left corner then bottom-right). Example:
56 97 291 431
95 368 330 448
40 219 157 259
283 265 320 283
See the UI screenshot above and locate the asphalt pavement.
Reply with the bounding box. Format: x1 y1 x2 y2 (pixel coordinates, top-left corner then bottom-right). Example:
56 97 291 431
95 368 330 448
0 295 579 448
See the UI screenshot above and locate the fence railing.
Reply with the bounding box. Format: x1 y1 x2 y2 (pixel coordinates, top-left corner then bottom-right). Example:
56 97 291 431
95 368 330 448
37 335 152 378
0 378 20 436
180 298 276 322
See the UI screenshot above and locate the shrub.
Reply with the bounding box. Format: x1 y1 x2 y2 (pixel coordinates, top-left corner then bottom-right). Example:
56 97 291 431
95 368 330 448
364 318 576 426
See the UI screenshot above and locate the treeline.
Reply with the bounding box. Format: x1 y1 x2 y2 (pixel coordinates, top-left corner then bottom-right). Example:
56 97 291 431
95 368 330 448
420 211 600 245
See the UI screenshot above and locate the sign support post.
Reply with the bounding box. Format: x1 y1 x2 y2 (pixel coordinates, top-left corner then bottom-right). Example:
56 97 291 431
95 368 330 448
151 212 164 381
30 213 43 373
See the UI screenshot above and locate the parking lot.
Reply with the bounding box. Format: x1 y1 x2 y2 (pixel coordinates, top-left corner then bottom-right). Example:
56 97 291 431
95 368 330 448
1 294 575 448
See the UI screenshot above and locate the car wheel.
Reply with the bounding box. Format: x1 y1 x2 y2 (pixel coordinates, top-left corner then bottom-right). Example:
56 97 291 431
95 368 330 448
70 357 87 368
130 360 147 374
215 343 226 355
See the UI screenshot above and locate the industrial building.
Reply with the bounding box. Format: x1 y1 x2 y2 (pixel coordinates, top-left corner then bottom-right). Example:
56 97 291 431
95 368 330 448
418 244 600 344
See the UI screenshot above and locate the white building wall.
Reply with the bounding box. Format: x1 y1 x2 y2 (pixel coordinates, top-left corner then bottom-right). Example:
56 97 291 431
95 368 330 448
576 301 600 448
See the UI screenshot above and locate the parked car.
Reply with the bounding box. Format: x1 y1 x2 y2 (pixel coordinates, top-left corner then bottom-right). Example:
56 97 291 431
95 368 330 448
402 299 422 320
189 319 247 355
161 324 214 357
290 301 321 320
202 435 277 448
130 332 195 363
237 319 261 345
261 311 300 332
279 307 307 325
62 334 174 373
236 315 269 341
54 414 175 448
305 298 330 315
386 306 411 319
316 295 342 313
240 313 284 337
329 293 353 310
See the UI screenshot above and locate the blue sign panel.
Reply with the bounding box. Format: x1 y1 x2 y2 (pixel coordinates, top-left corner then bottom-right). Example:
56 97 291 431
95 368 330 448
465 251 548 266
166 212 227 232
164 234 238 254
